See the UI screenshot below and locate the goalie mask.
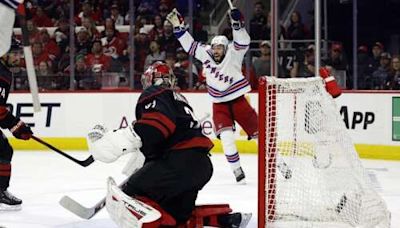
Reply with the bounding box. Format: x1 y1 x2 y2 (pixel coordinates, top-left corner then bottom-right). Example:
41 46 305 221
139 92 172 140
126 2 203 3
141 61 176 89
211 35 228 63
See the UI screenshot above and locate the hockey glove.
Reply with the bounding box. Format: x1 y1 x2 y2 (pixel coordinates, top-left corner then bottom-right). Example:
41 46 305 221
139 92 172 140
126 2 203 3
229 8 244 30
87 124 142 163
10 120 33 140
319 67 342 98
166 8 186 38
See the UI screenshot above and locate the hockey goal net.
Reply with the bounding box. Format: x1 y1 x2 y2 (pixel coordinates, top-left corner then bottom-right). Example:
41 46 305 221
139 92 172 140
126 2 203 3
258 77 390 228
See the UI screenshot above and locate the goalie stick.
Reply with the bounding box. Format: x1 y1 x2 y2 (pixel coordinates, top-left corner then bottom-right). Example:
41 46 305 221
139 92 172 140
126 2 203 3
32 136 94 167
60 113 211 219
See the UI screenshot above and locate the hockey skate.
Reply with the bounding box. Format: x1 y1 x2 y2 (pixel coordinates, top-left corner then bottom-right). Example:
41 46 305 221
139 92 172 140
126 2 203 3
233 167 246 184
0 190 22 211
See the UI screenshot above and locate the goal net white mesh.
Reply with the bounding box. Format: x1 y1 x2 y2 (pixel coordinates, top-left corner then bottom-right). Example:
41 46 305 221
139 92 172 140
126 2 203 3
258 77 390 228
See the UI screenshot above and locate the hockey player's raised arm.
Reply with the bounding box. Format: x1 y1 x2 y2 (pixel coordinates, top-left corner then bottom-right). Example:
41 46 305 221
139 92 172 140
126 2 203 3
230 8 250 53
166 8 210 63
0 0 24 57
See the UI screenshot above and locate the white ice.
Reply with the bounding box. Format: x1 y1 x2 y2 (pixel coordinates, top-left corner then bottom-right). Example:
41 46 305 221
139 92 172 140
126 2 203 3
0 152 399 228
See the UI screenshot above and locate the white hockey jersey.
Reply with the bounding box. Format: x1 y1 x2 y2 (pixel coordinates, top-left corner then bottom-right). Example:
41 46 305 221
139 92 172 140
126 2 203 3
0 0 23 57
177 28 251 103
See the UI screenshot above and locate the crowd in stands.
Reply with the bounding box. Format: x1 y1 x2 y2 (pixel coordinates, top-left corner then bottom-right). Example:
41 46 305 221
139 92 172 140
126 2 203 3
3 0 399 91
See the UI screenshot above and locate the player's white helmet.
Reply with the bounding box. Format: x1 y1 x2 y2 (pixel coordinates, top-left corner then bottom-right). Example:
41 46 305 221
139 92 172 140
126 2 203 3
141 61 176 89
211 35 229 50
211 35 229 63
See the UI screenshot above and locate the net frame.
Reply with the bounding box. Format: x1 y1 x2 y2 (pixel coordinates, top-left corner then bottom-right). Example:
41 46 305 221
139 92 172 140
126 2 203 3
257 76 391 228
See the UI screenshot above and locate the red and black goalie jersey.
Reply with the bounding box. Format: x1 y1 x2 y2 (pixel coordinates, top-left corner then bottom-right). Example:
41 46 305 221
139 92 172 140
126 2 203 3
134 85 213 159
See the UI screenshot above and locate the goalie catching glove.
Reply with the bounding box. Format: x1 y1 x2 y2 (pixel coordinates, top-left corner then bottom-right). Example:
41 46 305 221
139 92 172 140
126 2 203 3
87 124 142 163
166 8 186 38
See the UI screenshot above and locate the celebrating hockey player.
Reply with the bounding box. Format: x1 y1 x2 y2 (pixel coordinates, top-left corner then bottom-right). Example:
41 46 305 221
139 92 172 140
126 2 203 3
0 0 34 211
166 7 258 183
87 62 251 227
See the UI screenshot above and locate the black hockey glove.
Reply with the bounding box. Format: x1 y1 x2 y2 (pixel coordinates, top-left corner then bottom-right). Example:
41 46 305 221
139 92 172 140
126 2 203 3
10 120 33 140
229 8 244 30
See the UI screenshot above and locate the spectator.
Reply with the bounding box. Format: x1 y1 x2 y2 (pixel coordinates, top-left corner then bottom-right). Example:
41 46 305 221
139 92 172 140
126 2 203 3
250 2 268 40
290 44 315 78
39 29 61 61
75 1 102 25
222 14 233 41
134 27 150 73
193 19 208 43
253 41 271 78
324 43 348 71
54 0 70 20
158 3 170 20
75 54 100 90
110 4 124 25
36 61 55 90
144 40 166 69
32 6 54 27
158 21 180 55
371 42 384 70
53 18 69 52
174 47 199 89
26 20 41 43
85 39 111 73
102 18 120 37
75 28 92 55
385 56 400 90
357 45 374 89
32 41 52 69
37 61 51 77
286 11 309 48
371 52 391 89
148 15 164 41
102 27 126 59
82 17 100 40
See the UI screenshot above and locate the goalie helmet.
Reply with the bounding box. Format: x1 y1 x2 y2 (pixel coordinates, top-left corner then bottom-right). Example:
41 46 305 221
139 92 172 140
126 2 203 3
141 61 176 89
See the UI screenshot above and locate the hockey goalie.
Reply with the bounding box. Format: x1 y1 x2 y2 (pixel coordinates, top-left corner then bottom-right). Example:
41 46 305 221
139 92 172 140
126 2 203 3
87 62 251 227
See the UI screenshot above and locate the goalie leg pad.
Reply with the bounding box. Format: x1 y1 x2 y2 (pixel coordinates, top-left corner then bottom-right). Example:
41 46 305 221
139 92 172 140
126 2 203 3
106 177 176 228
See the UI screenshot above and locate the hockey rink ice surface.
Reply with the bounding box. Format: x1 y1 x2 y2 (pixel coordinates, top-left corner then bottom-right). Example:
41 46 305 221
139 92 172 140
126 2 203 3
0 152 399 228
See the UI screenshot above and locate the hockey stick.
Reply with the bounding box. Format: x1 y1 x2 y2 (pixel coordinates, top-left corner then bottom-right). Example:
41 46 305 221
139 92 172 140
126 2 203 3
59 177 129 219
17 4 41 112
226 0 234 9
32 136 94 167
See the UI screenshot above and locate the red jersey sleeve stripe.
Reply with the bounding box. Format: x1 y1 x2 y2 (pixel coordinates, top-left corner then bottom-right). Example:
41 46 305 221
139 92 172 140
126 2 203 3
142 112 176 133
0 163 11 171
136 119 170 138
0 171 11 176
171 137 214 151
0 107 8 120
